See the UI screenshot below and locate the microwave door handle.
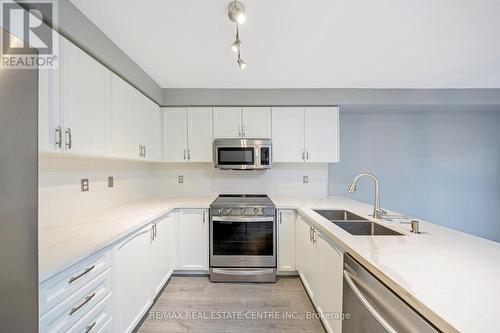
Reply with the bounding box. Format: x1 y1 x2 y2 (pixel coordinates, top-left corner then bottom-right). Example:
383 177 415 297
343 270 398 333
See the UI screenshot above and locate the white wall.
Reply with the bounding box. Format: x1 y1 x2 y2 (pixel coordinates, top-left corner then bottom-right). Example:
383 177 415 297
153 163 329 198
38 154 157 227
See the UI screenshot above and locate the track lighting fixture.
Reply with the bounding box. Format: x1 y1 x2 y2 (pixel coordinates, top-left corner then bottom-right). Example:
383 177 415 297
228 0 247 69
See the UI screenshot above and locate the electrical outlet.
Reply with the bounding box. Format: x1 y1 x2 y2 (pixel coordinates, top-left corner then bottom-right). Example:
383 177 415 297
178 175 184 184
81 179 89 192
303 175 309 184
108 176 114 188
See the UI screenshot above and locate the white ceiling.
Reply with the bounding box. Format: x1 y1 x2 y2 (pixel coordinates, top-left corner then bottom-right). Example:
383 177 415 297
71 0 500 89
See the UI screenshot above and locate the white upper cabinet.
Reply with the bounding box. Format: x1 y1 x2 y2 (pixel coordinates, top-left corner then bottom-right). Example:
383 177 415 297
138 94 162 162
187 107 213 162
163 108 188 162
38 67 61 152
60 37 111 156
213 107 271 139
110 72 143 159
163 107 213 162
272 107 305 162
178 209 209 270
272 106 339 163
304 107 339 162
213 107 242 138
242 107 272 138
111 72 162 161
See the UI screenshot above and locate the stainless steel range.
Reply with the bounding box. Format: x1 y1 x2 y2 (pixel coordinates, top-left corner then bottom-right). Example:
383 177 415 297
209 194 276 282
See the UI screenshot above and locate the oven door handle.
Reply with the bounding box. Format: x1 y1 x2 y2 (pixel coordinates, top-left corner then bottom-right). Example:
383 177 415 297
212 216 275 223
211 268 275 276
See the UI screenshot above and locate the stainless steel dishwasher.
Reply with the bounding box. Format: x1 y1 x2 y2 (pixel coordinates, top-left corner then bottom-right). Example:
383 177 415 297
342 254 440 333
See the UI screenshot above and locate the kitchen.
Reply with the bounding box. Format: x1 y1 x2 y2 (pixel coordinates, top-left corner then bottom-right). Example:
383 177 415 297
1 1 500 333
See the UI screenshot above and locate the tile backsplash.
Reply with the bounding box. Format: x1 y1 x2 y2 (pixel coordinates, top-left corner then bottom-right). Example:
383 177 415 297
39 155 329 226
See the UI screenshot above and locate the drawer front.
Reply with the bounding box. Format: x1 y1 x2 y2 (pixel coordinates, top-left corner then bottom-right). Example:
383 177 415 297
67 293 112 333
39 269 111 333
40 250 111 315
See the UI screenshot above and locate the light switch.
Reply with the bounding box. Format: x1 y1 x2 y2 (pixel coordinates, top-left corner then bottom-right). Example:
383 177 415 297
178 175 184 184
303 176 309 184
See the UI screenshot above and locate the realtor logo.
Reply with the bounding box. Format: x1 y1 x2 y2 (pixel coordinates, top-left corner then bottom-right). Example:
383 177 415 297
1 0 58 68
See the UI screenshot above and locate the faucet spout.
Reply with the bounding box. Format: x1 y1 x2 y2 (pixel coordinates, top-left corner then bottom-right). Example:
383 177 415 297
347 173 384 219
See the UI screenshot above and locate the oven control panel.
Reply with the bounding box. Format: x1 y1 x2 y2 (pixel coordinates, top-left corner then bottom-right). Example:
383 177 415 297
211 206 275 217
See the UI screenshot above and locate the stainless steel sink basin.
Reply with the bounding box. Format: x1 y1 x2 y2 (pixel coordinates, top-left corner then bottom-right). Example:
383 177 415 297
332 221 403 236
313 209 368 221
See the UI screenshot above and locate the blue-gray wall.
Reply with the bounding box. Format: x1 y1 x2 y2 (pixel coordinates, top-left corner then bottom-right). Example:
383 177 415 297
329 106 500 242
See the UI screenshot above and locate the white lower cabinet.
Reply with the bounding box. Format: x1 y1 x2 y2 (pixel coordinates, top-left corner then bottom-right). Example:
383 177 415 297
113 225 153 333
277 209 296 272
296 213 344 333
317 234 344 333
178 209 209 270
150 213 175 296
296 215 320 301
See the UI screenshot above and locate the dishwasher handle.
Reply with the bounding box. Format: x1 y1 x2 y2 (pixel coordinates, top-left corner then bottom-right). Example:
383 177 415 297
343 270 398 333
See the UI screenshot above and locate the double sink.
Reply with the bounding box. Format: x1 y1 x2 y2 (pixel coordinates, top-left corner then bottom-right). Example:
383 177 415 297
313 209 403 236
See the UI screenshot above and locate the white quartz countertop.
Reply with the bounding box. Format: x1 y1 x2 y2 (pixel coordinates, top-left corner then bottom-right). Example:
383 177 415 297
39 195 500 333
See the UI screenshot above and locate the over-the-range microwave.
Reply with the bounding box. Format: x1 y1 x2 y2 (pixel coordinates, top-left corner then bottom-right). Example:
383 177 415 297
213 138 272 170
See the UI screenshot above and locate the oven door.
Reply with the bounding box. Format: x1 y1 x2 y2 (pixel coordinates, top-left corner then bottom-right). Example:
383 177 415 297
214 146 256 170
210 216 276 267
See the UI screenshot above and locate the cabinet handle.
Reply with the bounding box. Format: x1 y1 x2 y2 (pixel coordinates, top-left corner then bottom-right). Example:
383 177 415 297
238 126 241 137
150 225 154 242
187 149 191 161
84 321 96 333
69 292 95 315
183 149 186 160
309 226 313 241
65 128 72 150
203 211 206 223
143 145 147 158
279 212 282 224
154 222 157 239
242 126 245 137
139 145 143 158
302 150 305 161
68 265 95 284
306 151 310 160
313 229 317 243
55 126 62 148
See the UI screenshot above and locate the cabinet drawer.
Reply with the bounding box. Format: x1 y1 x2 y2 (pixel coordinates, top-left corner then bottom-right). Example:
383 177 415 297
39 268 111 333
40 250 111 315
66 292 112 333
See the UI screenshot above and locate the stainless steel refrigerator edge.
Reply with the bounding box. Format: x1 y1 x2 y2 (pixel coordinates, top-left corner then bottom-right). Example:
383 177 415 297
0 28 39 332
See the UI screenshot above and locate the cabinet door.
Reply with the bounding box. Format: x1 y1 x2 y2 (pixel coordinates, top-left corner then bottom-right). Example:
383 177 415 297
318 235 343 333
278 210 296 272
168 210 179 270
242 107 271 138
142 98 162 162
213 107 241 138
304 107 339 162
60 37 110 156
39 67 61 152
150 217 171 296
163 108 188 162
110 73 142 159
113 225 152 333
187 107 213 162
272 107 305 162
297 215 319 302
178 209 209 270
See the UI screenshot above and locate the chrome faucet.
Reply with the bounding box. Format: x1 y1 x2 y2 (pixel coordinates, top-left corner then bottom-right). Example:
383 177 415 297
348 173 386 219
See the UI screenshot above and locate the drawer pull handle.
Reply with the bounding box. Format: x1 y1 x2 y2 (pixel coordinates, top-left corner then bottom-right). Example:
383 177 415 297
84 321 97 333
69 292 95 315
68 265 95 284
